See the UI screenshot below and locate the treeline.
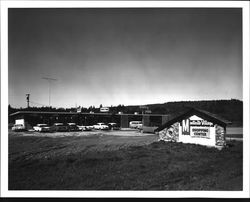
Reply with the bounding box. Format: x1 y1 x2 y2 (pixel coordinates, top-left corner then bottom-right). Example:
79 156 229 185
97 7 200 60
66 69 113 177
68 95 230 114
8 99 243 125
147 99 243 125
8 104 129 115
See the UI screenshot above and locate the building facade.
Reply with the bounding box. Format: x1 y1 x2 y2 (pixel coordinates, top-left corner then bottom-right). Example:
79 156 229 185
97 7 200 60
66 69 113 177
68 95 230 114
9 111 169 130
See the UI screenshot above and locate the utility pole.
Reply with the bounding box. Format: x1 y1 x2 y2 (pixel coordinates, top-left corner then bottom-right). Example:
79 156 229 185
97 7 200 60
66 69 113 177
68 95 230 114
140 105 147 133
26 94 30 108
42 77 57 107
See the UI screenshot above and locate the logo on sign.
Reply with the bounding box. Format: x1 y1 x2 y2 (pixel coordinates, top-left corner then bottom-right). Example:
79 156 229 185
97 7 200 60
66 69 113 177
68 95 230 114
182 119 190 135
190 120 213 127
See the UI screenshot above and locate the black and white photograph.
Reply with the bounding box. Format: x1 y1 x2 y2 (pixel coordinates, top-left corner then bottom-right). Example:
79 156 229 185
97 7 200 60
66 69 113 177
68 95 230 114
1 0 249 198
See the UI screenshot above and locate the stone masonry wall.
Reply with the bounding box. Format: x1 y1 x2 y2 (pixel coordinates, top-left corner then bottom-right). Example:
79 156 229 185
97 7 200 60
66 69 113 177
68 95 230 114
158 122 179 142
215 124 226 146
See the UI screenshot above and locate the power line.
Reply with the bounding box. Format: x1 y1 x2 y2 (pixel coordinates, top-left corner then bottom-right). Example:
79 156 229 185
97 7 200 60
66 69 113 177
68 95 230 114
42 77 57 107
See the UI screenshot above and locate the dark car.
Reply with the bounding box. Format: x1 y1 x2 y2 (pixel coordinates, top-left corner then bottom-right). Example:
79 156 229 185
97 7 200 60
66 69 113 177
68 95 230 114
67 123 80 131
51 123 69 132
108 123 120 130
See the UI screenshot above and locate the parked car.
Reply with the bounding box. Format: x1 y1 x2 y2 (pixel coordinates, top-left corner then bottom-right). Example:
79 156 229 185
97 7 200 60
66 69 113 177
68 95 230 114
78 125 93 131
129 121 143 129
67 123 80 131
93 123 109 130
108 123 120 130
12 124 26 132
51 123 69 132
33 124 51 132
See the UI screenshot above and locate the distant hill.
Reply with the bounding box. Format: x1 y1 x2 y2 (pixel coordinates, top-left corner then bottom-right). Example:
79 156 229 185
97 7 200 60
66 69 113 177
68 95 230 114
144 99 243 126
8 99 243 126
124 99 243 126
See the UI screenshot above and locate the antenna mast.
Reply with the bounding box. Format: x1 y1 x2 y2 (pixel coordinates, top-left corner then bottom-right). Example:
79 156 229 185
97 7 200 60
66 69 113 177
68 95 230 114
42 77 57 107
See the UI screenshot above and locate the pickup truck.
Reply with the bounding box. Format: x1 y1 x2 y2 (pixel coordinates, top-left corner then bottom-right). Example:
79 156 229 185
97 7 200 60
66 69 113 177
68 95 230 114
12 119 27 131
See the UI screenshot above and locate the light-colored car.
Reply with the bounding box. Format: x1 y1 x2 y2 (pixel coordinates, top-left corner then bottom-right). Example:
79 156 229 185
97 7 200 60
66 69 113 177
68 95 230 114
12 124 26 131
93 123 109 130
77 125 93 131
129 121 143 129
33 124 51 132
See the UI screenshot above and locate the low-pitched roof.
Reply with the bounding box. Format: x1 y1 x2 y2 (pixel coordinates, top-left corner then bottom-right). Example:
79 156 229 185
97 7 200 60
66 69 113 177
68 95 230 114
155 107 232 132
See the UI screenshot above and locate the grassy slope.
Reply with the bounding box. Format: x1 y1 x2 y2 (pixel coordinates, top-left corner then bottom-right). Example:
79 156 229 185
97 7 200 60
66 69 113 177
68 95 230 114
9 135 242 190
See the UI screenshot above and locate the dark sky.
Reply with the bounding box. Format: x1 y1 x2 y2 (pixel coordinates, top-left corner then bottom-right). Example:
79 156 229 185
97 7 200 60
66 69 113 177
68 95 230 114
8 8 242 108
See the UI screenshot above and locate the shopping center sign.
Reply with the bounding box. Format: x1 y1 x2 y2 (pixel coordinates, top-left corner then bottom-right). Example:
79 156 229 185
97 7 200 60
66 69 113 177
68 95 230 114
190 120 214 127
191 126 210 138
181 119 213 138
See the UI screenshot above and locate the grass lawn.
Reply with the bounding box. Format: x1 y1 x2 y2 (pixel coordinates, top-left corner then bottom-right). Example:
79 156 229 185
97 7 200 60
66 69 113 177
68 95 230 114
9 133 242 190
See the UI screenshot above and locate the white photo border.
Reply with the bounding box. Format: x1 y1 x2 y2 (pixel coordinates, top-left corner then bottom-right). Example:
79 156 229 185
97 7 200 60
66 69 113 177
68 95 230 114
1 1 249 198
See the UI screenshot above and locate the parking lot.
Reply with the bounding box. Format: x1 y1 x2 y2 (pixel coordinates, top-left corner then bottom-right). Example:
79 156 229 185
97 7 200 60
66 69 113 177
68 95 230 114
9 126 243 140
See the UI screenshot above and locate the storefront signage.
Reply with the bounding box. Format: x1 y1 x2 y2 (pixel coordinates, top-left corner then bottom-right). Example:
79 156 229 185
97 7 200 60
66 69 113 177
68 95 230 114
182 119 190 135
190 120 213 126
191 127 210 138
181 118 213 137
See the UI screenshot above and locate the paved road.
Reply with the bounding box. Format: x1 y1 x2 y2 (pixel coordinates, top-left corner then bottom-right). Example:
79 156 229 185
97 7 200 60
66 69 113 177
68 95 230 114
226 137 243 141
226 127 243 134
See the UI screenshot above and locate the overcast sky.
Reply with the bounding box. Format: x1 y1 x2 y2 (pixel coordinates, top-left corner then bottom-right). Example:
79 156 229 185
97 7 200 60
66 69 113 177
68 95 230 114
8 8 242 108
